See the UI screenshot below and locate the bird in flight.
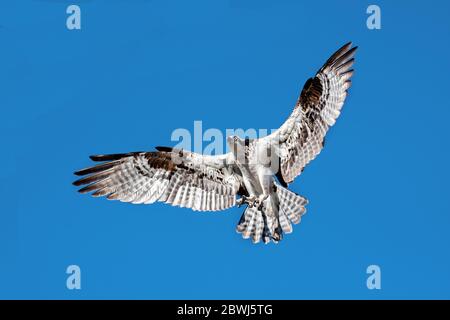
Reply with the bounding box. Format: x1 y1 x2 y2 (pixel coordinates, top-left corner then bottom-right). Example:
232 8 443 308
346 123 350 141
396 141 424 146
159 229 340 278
73 42 357 244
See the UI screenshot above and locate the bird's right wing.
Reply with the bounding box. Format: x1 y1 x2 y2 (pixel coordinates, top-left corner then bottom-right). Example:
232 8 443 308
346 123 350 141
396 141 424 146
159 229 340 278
261 42 357 183
73 148 241 211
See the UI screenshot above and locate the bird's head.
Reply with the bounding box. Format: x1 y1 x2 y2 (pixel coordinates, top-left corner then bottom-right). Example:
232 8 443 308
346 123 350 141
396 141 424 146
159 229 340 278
227 135 243 148
227 135 248 160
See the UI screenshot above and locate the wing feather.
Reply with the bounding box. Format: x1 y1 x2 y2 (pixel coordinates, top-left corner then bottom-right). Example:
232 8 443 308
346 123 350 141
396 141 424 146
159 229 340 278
261 42 357 183
73 150 240 212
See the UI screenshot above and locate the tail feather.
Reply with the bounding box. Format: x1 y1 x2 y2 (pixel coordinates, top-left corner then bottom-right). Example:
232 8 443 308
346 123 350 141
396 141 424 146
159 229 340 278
236 206 265 244
279 210 293 234
277 184 308 227
243 208 257 239
253 212 264 243
235 183 308 244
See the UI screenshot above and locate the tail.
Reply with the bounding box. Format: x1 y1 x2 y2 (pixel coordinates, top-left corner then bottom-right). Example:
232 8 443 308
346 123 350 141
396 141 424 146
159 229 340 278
276 184 308 235
236 184 308 244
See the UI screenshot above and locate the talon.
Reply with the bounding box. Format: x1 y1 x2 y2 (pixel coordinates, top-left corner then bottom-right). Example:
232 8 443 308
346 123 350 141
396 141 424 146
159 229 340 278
256 195 268 210
245 196 256 208
237 195 251 208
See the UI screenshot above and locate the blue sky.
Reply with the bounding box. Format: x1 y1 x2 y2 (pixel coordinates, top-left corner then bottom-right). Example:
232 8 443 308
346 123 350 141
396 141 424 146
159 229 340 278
0 0 449 299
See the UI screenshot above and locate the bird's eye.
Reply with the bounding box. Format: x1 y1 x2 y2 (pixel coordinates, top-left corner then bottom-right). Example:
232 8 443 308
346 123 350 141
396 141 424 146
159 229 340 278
234 136 239 142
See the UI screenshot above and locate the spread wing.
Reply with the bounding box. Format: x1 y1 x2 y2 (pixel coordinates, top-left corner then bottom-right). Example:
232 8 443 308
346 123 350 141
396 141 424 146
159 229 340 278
73 148 240 211
262 42 357 184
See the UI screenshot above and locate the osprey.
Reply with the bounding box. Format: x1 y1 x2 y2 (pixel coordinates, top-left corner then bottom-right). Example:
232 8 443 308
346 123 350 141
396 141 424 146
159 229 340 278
73 42 357 244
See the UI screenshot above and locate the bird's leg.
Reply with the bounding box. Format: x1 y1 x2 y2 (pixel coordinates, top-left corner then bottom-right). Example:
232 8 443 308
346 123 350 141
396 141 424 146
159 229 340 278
237 195 255 207
255 194 269 210
245 195 257 207
236 195 247 207
237 195 267 208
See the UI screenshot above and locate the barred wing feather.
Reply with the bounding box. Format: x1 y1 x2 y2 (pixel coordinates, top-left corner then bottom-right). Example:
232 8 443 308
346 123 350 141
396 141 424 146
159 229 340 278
263 42 357 183
73 149 239 212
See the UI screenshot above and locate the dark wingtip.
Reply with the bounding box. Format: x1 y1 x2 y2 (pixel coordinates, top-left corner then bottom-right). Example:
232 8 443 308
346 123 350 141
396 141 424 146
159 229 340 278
77 186 92 194
343 41 352 48
74 161 117 177
89 152 143 162
72 179 84 186
89 154 106 161
89 154 121 161
155 146 173 152
320 42 356 72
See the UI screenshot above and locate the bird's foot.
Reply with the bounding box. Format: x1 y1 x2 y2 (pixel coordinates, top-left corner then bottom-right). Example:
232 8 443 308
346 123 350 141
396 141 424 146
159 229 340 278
255 194 269 210
236 196 246 207
237 195 255 207
237 195 268 209
246 196 257 207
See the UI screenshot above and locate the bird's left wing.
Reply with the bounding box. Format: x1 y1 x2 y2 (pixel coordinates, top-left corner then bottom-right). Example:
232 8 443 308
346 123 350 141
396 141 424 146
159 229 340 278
73 148 240 211
260 42 357 184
